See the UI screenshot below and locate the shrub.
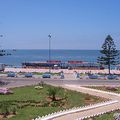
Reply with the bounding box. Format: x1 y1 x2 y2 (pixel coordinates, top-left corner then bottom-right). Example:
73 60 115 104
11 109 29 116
47 87 59 101
41 100 49 107
50 101 61 107
34 86 43 89
106 86 118 91
0 101 11 118
85 94 91 100
38 81 44 87
10 106 17 115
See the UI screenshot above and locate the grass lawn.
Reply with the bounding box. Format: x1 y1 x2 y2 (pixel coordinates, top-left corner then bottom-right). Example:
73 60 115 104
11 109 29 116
84 86 120 120
16 72 60 76
0 72 8 74
0 84 104 120
3 107 62 120
86 86 120 93
32 72 60 75
86 110 120 120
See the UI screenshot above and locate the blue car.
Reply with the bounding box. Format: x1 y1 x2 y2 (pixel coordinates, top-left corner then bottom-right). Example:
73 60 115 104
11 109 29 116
107 75 117 80
42 73 51 78
7 72 16 77
25 73 33 78
89 74 98 79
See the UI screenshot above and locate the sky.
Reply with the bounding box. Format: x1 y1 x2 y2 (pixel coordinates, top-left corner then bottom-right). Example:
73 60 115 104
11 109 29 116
0 0 120 50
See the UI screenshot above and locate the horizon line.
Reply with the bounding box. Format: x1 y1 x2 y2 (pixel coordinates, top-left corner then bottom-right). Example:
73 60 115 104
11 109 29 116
4 48 120 51
5 48 102 50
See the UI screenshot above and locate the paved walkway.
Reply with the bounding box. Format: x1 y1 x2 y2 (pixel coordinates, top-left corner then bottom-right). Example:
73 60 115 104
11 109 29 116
51 85 120 120
53 102 119 120
63 85 120 100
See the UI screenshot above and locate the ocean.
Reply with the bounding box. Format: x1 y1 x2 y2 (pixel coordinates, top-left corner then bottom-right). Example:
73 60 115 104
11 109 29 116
0 50 119 67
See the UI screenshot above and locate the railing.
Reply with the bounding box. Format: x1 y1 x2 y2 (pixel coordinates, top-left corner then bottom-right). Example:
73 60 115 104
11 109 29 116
76 108 119 120
33 100 118 120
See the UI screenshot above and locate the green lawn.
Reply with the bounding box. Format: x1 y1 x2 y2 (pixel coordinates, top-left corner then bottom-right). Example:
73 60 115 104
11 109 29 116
0 72 8 74
0 85 104 120
3 107 62 120
87 110 120 120
85 86 120 120
32 72 60 75
86 86 120 93
0 72 60 76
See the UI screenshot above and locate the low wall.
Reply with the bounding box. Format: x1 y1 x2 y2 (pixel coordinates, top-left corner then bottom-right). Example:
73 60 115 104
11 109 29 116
33 100 118 120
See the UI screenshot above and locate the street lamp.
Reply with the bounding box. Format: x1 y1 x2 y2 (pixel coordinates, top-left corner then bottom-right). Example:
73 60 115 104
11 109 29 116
48 34 51 73
0 35 3 48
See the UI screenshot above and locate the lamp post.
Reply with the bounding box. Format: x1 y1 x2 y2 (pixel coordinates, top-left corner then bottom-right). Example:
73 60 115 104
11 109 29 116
48 34 51 73
0 35 3 48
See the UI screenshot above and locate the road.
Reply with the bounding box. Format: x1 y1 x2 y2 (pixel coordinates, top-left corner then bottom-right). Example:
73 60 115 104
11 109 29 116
0 77 120 88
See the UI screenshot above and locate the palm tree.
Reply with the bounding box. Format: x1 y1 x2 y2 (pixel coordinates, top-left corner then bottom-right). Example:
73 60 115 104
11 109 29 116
47 87 59 101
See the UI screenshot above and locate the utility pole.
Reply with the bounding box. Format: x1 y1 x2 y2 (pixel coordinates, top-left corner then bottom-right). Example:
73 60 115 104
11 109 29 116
48 34 51 73
0 35 3 48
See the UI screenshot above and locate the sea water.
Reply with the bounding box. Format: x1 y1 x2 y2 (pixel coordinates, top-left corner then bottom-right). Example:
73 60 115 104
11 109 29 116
0 49 119 67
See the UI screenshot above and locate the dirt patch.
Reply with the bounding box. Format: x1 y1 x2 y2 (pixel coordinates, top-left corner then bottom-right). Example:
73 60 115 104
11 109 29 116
0 114 15 119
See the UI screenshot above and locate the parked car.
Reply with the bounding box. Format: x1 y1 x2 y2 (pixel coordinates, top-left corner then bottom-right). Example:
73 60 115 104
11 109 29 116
89 74 98 79
42 73 51 78
25 73 33 78
0 81 8 86
107 75 118 80
7 72 16 77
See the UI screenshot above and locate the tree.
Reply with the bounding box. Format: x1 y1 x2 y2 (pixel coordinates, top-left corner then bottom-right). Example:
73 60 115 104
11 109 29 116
98 35 119 75
47 87 59 101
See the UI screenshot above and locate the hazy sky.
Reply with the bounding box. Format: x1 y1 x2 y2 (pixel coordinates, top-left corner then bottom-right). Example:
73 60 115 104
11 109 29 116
0 0 120 49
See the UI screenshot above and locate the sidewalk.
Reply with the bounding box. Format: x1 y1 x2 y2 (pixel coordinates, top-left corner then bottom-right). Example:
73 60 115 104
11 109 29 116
51 85 120 120
53 102 119 120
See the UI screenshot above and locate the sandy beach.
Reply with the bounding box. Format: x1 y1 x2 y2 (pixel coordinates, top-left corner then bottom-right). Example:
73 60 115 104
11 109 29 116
4 68 120 74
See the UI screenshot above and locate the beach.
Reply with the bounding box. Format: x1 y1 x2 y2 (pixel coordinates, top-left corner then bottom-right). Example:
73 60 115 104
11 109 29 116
4 67 120 74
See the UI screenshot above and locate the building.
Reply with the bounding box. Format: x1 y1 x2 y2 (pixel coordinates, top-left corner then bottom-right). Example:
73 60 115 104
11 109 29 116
22 60 104 70
0 64 5 71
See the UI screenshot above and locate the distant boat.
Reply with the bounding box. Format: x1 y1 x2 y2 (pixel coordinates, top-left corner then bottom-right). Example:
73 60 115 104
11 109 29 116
7 53 12 55
13 49 17 51
0 53 5 56
0 49 6 56
0 49 12 56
